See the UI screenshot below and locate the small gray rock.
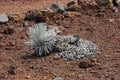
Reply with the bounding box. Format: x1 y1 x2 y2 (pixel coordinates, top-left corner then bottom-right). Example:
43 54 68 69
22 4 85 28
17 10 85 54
112 7 119 13
25 10 40 20
0 13 9 23
116 0 120 6
41 7 51 15
50 3 66 14
79 61 94 68
109 19 114 23
23 22 29 27
66 0 76 7
53 77 64 80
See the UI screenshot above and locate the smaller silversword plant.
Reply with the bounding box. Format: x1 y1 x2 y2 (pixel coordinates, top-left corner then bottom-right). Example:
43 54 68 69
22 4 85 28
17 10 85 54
26 23 58 56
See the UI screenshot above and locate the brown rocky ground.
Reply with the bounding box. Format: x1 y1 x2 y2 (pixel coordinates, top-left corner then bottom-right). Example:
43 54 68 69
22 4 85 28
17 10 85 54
0 0 120 80
0 0 70 14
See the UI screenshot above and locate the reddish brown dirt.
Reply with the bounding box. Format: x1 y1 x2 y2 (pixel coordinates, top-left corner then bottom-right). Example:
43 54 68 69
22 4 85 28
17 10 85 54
0 0 70 14
0 0 120 80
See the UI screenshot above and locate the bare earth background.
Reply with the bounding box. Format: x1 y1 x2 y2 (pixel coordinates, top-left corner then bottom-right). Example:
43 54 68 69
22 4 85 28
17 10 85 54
0 0 120 80
0 0 70 14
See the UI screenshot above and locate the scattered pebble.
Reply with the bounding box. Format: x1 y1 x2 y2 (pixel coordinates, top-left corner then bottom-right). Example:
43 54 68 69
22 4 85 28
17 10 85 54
0 13 9 24
4 27 14 34
67 4 82 12
109 19 114 23
8 68 15 75
53 54 60 60
112 7 119 13
25 75 31 79
35 16 46 23
79 60 94 68
63 11 81 17
23 22 29 27
41 7 55 18
25 10 42 21
9 13 25 21
53 14 64 20
111 77 115 80
50 3 66 14
53 77 64 80
29 66 37 69
66 1 76 8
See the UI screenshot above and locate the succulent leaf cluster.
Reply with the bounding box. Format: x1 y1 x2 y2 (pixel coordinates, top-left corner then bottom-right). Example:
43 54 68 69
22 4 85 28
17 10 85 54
26 23 57 56
26 23 99 59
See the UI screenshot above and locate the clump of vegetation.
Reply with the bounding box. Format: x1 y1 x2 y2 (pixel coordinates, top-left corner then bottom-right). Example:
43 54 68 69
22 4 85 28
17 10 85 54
26 23 99 59
26 23 57 56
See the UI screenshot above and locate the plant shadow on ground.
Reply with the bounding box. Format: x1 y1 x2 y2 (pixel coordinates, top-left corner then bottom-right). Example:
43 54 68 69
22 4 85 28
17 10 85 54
21 52 53 60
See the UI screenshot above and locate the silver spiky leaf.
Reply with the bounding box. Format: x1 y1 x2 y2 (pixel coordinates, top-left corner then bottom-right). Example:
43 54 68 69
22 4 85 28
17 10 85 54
26 23 57 56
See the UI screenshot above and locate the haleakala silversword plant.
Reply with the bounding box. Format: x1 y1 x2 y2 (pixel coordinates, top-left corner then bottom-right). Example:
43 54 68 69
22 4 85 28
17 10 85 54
26 23 100 59
26 23 58 56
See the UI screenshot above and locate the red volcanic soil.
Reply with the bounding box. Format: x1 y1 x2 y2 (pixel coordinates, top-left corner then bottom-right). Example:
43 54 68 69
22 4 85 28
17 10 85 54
0 0 70 14
0 0 120 80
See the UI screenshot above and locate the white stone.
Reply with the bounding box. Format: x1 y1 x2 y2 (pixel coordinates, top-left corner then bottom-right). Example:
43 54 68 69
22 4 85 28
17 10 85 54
0 13 9 23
